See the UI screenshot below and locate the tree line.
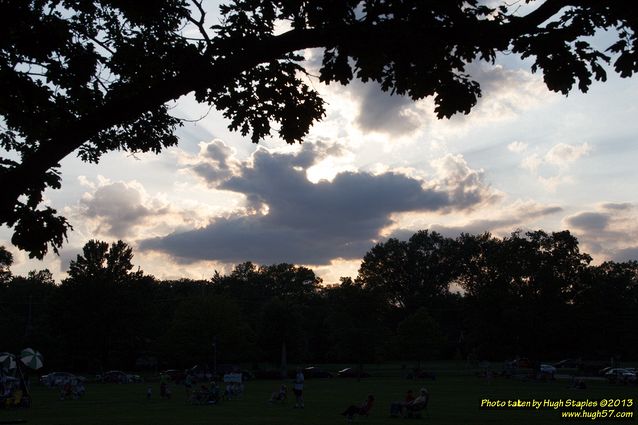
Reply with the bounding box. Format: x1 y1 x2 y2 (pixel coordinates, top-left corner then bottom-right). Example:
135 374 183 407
1 230 636 372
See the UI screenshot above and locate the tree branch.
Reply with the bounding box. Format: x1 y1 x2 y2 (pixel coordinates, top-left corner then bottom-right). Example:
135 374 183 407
0 0 620 223
186 0 213 51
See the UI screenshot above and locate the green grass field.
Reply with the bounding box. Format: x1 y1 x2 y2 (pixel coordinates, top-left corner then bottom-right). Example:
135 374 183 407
1 366 635 424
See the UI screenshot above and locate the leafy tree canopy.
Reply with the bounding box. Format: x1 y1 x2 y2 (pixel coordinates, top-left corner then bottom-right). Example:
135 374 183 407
358 230 457 311
1 0 637 257
0 245 13 283
67 239 135 282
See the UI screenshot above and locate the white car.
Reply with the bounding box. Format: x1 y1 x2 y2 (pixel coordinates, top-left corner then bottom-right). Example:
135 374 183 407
40 372 86 387
540 364 557 375
605 368 637 383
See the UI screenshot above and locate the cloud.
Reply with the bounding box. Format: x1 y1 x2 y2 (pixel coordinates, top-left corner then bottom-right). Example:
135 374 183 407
521 153 542 173
75 177 213 241
354 82 424 136
388 199 563 239
508 141 528 153
458 63 552 123
565 211 610 231
189 139 240 185
545 143 591 167
561 204 638 262
141 140 497 265
601 202 634 211
79 180 160 238
614 247 638 262
429 218 519 238
348 62 549 136
513 142 591 190
430 154 501 209
520 143 591 172
516 202 564 220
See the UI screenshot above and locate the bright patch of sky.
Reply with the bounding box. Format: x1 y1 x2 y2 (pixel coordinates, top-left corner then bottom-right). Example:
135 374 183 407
2 2 638 284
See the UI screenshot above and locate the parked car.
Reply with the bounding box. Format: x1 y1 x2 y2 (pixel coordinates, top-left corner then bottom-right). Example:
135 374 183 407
553 359 580 368
99 370 141 383
598 366 613 376
540 364 557 376
605 368 637 384
303 366 334 379
127 373 142 383
577 362 607 376
337 367 371 378
40 372 86 387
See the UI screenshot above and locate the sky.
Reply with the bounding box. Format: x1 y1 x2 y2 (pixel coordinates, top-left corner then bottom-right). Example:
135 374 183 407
2 3 638 284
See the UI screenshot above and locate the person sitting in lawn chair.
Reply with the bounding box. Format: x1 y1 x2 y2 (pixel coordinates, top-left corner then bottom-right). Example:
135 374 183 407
190 384 204 404
341 394 374 422
269 384 287 403
390 389 415 417
4 388 23 408
59 380 73 400
404 388 429 418
190 383 218 405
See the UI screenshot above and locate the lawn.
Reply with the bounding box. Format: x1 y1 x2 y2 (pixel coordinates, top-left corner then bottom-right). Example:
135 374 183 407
1 366 635 424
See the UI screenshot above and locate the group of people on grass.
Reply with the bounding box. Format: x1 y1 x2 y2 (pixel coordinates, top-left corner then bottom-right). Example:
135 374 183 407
152 372 246 404
154 366 429 422
1 378 31 408
341 387 429 421
187 381 221 404
59 378 85 400
267 368 428 421
268 367 304 408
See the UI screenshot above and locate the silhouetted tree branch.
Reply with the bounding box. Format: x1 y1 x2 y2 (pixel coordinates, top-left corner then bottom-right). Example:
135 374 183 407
1 0 636 257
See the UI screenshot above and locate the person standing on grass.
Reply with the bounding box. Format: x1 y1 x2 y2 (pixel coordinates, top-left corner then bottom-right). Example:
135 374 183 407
184 373 193 400
159 373 168 399
293 368 304 408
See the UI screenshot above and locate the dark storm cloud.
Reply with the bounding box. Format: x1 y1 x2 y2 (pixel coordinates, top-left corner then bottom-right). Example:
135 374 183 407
565 212 610 231
140 141 495 264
